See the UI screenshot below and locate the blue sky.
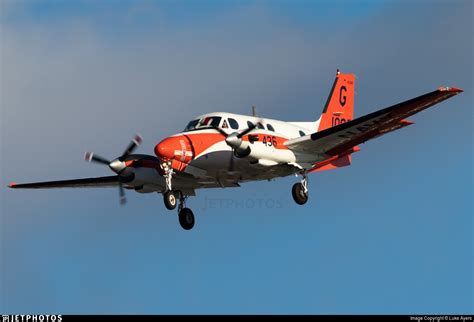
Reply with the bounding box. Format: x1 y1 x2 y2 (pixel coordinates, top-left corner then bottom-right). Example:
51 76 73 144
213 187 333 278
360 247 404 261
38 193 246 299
1 0 472 314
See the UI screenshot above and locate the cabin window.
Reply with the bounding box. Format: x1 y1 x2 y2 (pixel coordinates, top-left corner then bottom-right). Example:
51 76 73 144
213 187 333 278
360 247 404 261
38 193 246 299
257 122 264 129
228 118 239 129
247 121 254 128
267 124 275 132
299 130 306 137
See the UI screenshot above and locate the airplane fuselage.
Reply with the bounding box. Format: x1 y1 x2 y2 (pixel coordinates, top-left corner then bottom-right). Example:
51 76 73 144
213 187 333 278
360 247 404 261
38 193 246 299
115 112 320 196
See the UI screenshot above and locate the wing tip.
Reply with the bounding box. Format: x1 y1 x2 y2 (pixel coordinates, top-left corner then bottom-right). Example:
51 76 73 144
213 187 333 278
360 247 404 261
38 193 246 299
8 181 17 188
438 86 463 93
134 134 143 144
400 119 415 125
84 152 93 162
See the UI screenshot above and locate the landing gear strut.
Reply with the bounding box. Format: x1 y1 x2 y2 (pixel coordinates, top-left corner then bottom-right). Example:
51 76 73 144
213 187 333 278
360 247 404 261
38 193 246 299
162 160 178 210
292 173 308 205
162 161 174 192
160 160 195 230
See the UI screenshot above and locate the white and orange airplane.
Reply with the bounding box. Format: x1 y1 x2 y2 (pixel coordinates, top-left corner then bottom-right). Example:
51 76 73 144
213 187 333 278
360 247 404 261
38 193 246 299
8 70 463 230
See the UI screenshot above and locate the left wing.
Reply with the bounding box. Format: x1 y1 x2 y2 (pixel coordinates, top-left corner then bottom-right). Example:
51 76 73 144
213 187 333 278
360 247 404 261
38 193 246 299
285 86 463 164
8 176 119 189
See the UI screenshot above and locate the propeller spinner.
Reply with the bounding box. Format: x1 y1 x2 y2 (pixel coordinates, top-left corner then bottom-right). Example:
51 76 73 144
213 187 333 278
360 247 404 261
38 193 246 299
84 134 142 205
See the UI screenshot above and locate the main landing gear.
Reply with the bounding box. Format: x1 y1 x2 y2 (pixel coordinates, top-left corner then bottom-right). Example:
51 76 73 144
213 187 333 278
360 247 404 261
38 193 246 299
161 162 195 230
292 173 308 205
162 189 195 230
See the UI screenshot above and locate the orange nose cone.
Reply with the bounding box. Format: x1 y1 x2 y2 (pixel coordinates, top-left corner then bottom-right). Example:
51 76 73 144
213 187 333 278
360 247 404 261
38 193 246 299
155 137 178 160
155 136 194 163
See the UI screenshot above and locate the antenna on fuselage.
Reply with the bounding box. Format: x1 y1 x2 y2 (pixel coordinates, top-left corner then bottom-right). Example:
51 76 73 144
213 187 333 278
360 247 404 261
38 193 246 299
252 105 257 117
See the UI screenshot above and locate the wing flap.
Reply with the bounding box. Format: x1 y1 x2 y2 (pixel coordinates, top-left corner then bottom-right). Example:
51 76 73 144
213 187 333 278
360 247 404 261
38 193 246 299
309 146 361 172
8 176 119 189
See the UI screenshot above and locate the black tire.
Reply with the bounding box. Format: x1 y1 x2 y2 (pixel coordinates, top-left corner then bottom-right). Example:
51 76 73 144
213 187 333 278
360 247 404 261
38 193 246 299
292 183 308 205
164 190 177 210
178 208 195 230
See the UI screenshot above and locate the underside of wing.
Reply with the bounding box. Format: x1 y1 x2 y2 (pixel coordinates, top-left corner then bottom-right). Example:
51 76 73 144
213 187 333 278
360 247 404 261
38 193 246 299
8 176 119 189
286 86 463 164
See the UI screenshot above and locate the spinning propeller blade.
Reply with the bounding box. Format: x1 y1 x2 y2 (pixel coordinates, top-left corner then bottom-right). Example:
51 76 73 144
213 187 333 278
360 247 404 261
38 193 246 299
85 134 142 205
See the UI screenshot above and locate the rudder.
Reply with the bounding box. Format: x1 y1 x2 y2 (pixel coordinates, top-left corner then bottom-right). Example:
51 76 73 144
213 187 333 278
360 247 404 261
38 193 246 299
317 70 355 131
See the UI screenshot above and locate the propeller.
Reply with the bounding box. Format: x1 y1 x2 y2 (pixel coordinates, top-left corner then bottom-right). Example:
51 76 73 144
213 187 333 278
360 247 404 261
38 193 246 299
210 122 260 173
84 134 142 205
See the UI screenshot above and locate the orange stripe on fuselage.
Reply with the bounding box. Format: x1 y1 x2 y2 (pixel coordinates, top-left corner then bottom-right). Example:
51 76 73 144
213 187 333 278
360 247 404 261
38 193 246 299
158 130 291 172
182 131 289 158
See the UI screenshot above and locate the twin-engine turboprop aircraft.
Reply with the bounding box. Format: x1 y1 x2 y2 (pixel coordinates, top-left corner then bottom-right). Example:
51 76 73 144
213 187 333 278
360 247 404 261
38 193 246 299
8 70 463 230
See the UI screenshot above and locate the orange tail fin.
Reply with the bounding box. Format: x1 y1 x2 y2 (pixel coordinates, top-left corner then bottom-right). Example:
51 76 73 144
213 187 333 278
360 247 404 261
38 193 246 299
317 70 355 131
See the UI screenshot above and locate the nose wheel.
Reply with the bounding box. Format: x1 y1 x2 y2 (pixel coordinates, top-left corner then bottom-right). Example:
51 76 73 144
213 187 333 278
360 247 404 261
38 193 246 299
292 174 308 205
161 159 179 210
160 159 196 230
164 190 178 210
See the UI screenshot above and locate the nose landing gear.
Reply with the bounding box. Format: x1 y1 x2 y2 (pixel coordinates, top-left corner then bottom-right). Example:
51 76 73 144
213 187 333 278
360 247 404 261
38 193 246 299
161 160 179 210
164 190 177 210
160 160 196 230
292 173 308 205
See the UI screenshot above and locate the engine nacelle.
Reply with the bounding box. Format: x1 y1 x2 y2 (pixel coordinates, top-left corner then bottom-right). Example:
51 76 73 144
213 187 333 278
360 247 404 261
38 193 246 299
134 184 160 194
236 140 296 165
123 167 165 191
233 146 251 158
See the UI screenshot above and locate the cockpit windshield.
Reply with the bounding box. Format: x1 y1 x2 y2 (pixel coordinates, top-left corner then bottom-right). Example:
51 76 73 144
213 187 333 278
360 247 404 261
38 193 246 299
183 116 222 132
198 116 222 128
184 119 200 131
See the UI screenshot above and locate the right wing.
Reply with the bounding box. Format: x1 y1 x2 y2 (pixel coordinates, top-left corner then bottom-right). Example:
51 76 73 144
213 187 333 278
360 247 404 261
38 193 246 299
8 176 119 189
285 86 463 164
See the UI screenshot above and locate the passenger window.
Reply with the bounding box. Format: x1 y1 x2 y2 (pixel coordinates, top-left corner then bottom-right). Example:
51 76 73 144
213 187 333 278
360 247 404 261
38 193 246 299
299 130 306 137
228 118 239 129
247 121 254 128
257 122 264 129
267 124 275 132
